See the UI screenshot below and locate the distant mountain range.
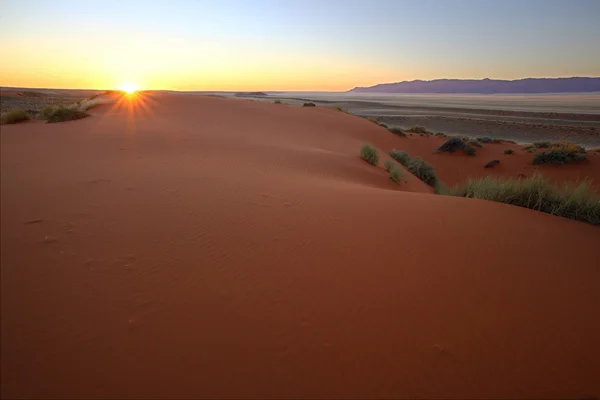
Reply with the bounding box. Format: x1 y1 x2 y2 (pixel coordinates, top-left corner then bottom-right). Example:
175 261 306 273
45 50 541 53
349 77 600 94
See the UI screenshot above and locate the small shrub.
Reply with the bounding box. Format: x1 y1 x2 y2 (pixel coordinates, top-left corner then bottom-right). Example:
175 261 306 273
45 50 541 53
435 132 447 137
41 105 57 119
45 106 90 123
384 159 395 172
478 137 493 143
388 127 406 136
438 137 476 155
492 138 504 143
408 125 428 134
389 165 402 183
469 140 483 148
465 146 477 156
450 175 600 226
360 143 379 166
378 122 389 129
303 102 316 107
504 149 514 155
407 157 437 187
274 100 282 104
523 144 534 151
533 141 551 148
533 149 587 166
389 150 410 166
1 109 31 124
365 116 379 124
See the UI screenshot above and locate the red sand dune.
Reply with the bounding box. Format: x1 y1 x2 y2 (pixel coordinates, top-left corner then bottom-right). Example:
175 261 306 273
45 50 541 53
1 94 599 399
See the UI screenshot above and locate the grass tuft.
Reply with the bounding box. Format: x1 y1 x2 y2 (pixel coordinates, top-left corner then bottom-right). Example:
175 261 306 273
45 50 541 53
407 156 438 187
1 109 31 124
450 175 600 226
360 143 379 166
389 150 410 166
388 127 406 136
303 102 316 107
389 165 402 183
274 100 282 104
504 149 514 155
384 159 395 172
408 125 429 134
45 105 89 123
532 141 551 149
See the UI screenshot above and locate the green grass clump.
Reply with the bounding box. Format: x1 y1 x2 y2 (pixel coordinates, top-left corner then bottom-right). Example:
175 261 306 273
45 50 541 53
533 141 551 148
389 150 410 166
384 159 395 171
389 165 402 183
303 102 316 107
407 156 438 187
378 122 389 129
388 127 406 136
450 175 600 226
408 125 428 134
360 143 379 166
0 109 31 124
45 105 89 123
504 149 514 155
533 149 587 165
464 146 477 156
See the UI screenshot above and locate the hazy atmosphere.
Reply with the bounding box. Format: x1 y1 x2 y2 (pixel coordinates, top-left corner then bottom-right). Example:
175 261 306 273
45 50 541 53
1 0 600 91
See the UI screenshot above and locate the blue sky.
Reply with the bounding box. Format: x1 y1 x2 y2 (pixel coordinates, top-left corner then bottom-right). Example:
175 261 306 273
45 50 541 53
1 0 599 90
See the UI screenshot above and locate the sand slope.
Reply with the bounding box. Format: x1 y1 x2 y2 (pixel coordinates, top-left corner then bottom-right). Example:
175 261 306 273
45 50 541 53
2 94 599 399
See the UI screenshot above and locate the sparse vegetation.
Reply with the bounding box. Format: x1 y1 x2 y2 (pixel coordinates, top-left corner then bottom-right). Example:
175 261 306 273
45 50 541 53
438 137 477 155
408 125 428 134
450 175 600 226
303 102 316 107
435 132 447 137
464 146 477 156
533 149 587 165
360 143 379 166
469 140 483 148
531 141 587 165
365 116 379 124
388 127 406 136
407 156 438 187
478 137 493 143
45 105 89 123
274 100 282 104
504 149 514 155
389 165 402 183
384 159 395 172
0 109 31 124
532 141 551 149
389 150 410 166
378 122 389 129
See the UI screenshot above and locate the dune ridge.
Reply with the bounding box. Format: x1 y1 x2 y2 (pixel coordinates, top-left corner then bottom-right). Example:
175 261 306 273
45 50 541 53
1 94 599 399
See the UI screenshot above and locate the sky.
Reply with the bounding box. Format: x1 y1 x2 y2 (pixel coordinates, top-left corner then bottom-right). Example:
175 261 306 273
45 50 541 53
1 0 599 91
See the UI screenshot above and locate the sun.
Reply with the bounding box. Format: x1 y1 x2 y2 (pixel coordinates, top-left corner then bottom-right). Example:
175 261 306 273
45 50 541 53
120 83 138 94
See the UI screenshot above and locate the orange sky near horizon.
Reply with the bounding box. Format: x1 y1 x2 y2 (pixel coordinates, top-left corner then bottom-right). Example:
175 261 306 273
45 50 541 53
2 0 599 92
